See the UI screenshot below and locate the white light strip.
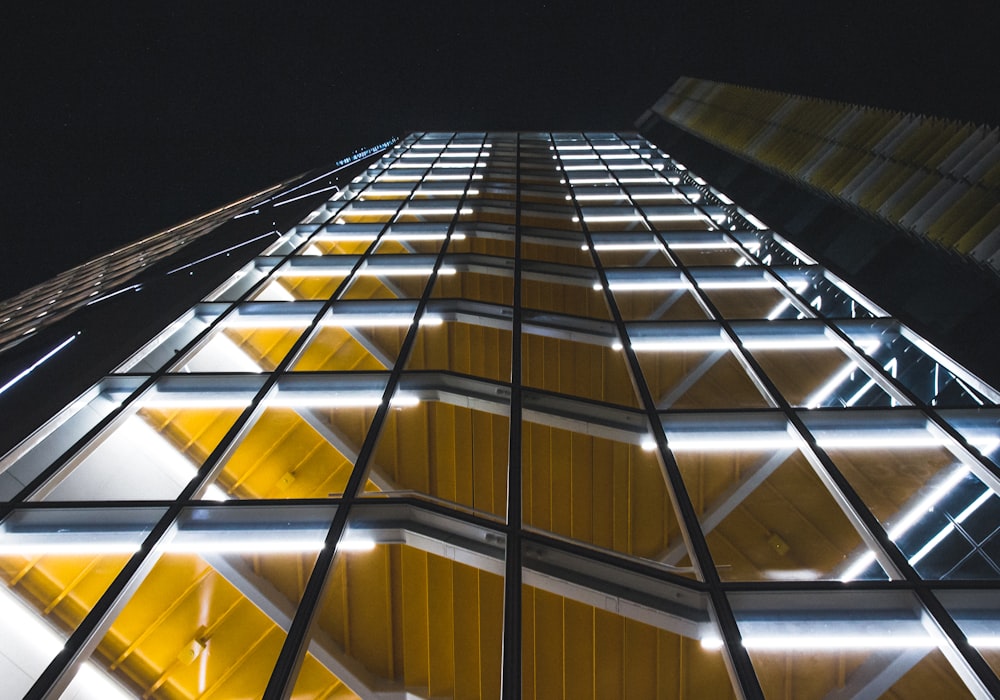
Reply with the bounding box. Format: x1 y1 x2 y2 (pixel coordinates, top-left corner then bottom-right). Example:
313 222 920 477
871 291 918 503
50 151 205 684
269 393 384 408
140 397 253 409
0 334 77 397
337 537 377 552
631 193 685 201
804 361 858 409
384 232 466 241
743 337 836 350
667 436 797 452
631 339 730 352
593 242 661 251
839 465 971 581
168 538 325 554
608 280 688 291
400 208 473 216
323 315 414 327
569 194 625 202
359 266 456 276
743 635 938 650
909 486 992 566
424 174 484 181
696 280 775 290
414 189 479 196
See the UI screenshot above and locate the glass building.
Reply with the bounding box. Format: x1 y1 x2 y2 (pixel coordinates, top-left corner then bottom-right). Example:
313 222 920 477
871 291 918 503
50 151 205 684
1 126 999 699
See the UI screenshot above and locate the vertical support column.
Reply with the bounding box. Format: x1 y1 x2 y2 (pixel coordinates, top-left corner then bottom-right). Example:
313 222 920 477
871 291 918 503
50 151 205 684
500 132 523 700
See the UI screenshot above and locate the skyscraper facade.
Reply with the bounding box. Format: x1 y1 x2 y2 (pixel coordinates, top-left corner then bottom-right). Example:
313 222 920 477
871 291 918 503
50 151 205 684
0 127 998 699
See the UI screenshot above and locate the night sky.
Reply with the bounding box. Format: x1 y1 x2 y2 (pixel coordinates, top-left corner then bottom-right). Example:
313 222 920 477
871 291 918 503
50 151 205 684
2 2 996 300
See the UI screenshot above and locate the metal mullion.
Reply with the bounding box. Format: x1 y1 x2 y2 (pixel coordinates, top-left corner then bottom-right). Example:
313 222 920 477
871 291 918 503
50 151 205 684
571 133 765 700
500 132 524 700
262 132 485 699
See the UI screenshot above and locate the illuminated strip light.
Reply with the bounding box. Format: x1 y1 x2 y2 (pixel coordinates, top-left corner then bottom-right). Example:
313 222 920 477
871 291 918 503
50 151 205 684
568 194 627 201
385 232 467 241
141 396 254 409
337 208 400 217
360 266 456 276
593 242 661 251
424 174 485 181
742 337 838 350
563 165 612 171
0 587 135 699
223 316 312 329
606 280 689 291
363 189 413 197
85 283 142 306
631 338 730 352
573 214 644 223
0 333 77 397
667 241 735 250
696 280 775 290
618 176 681 185
166 231 280 275
631 193 686 201
804 361 859 409
324 315 415 327
414 189 480 196
909 487 993 565
337 536 377 552
647 213 711 222
567 178 616 185
316 233 378 242
268 392 421 408
400 208 473 216
668 435 798 452
743 635 938 650
0 537 326 556
838 465 971 582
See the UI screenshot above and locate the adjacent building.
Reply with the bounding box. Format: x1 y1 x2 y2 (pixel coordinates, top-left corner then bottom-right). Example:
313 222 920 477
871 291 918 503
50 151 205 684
1 108 999 698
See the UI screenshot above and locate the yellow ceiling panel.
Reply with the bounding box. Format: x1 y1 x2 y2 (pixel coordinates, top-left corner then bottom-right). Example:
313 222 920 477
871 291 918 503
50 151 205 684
222 326 305 372
139 407 243 466
306 543 503 699
521 424 690 571
216 407 376 499
367 401 509 518
294 326 405 371
522 585 735 699
522 335 640 407
406 322 513 383
1 553 130 632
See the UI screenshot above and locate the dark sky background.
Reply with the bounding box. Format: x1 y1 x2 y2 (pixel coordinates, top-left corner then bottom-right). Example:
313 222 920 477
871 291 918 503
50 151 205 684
1 2 996 299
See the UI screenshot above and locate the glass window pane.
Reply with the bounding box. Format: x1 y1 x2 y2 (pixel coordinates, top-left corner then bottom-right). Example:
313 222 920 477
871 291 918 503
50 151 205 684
407 321 512 383
729 590 975 699
57 505 331 698
522 278 609 319
364 392 509 519
521 418 692 574
522 580 735 698
0 507 163 697
38 403 243 502
289 513 505 698
807 412 1000 581
636 348 770 409
667 438 887 582
523 334 639 408
613 287 709 320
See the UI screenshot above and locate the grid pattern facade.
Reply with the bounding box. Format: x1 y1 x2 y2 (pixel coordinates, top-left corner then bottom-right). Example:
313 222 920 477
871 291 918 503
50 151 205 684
1 132 1000 699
